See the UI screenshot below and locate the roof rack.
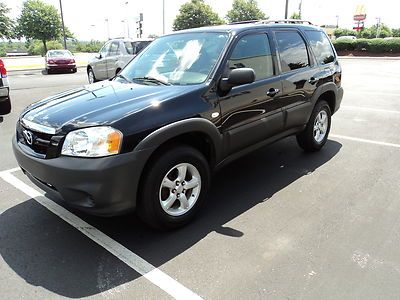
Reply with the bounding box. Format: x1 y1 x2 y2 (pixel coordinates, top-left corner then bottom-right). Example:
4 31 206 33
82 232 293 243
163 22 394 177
257 19 313 25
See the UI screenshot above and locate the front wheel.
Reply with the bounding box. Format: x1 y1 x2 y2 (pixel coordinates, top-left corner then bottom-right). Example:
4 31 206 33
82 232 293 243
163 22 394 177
87 67 96 84
296 100 331 152
137 146 210 230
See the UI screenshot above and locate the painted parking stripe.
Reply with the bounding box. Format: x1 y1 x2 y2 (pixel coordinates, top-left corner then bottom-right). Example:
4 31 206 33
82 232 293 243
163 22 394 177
0 171 202 300
341 105 400 114
330 134 400 149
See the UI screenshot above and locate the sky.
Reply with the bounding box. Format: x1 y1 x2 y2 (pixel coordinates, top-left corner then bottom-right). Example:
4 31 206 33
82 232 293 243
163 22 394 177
4 0 400 41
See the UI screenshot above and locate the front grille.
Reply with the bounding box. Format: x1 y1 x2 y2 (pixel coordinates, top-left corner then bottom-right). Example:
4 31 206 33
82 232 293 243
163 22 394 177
17 121 63 158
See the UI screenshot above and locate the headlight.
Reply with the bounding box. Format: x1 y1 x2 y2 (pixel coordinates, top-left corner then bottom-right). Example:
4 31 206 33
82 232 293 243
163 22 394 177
61 126 123 157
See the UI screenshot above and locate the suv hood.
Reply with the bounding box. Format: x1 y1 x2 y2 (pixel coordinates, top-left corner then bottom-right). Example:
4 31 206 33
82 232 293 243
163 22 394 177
21 80 197 133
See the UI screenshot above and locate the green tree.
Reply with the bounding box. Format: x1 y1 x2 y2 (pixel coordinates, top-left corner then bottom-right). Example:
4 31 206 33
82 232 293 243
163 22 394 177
334 28 357 38
173 0 224 31
16 0 64 53
393 28 400 37
363 23 392 38
0 2 15 39
226 0 266 23
290 12 301 19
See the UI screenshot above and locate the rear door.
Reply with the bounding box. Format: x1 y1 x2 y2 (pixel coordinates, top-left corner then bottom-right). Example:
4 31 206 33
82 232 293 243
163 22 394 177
272 30 320 129
219 32 284 155
93 41 111 80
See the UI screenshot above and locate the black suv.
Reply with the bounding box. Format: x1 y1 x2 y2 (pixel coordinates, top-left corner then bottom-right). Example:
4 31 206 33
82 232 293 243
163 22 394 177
13 20 343 229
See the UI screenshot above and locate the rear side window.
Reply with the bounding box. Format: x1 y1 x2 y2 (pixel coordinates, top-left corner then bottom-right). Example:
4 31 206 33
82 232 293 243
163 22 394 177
275 31 309 72
305 30 335 64
228 34 274 80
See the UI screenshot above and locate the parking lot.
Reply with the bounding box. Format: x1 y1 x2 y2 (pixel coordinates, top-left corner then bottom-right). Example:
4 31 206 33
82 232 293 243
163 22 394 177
1 58 400 299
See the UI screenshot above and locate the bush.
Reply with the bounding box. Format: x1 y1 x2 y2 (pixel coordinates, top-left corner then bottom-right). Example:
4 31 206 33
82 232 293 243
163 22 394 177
75 40 103 53
333 38 400 53
334 28 357 38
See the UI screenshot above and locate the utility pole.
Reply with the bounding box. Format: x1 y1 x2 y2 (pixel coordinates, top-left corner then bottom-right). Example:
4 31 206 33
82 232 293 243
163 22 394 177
105 18 110 40
162 0 165 34
59 0 67 49
285 0 289 19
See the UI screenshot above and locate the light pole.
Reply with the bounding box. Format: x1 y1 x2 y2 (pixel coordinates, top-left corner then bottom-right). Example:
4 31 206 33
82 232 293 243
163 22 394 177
125 1 130 38
285 0 289 19
376 17 381 38
105 18 110 40
162 0 165 34
59 0 67 49
336 15 339 28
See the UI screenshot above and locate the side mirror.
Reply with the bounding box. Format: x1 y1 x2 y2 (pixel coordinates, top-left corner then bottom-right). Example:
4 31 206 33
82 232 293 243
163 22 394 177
96 53 102 59
219 68 255 93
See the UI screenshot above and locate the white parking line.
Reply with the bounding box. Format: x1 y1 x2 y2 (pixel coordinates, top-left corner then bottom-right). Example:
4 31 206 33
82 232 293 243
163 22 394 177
0 171 202 300
341 105 400 114
330 134 400 149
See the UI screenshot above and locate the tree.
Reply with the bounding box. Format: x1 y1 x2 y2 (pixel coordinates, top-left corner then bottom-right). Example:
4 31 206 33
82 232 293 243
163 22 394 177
173 0 224 31
16 0 63 53
290 12 301 20
393 28 400 37
226 0 265 23
0 3 15 39
359 23 392 38
334 28 357 38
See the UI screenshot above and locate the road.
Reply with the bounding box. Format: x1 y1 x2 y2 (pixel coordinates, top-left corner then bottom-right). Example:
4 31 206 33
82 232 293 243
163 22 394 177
1 59 400 299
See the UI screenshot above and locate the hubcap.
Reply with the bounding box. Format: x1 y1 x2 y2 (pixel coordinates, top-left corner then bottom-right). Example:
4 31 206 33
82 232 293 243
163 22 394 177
313 110 328 143
159 163 201 217
88 70 94 83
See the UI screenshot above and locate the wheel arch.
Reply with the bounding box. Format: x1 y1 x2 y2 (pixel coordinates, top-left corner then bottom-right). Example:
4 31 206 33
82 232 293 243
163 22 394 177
311 83 337 115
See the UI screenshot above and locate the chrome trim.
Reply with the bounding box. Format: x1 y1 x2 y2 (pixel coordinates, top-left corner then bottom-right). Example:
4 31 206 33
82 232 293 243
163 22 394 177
21 118 56 135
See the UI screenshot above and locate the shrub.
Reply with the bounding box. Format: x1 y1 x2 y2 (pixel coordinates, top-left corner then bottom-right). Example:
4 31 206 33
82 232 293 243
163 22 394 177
75 40 103 53
333 38 400 53
334 28 357 38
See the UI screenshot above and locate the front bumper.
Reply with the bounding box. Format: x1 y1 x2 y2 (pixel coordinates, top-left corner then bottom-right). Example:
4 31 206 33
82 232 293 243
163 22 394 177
13 136 153 216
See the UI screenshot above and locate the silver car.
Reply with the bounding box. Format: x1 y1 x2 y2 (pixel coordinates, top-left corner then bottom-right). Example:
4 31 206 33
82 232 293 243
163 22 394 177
87 38 152 83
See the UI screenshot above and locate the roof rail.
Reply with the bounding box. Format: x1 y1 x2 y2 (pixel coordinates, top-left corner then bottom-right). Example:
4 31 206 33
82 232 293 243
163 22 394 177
228 20 259 25
257 19 313 25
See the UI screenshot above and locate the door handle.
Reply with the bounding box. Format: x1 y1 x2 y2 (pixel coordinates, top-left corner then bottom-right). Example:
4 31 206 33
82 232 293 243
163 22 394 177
308 77 319 85
266 88 280 97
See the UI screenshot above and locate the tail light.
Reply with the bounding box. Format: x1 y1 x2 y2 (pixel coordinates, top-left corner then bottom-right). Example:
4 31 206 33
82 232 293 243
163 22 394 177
0 59 7 78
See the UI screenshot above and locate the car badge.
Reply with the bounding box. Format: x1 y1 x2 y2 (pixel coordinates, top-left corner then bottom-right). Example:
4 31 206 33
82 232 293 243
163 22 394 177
23 130 34 145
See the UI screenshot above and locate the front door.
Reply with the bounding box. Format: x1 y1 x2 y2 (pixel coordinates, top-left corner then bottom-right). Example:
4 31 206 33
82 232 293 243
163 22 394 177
219 33 284 155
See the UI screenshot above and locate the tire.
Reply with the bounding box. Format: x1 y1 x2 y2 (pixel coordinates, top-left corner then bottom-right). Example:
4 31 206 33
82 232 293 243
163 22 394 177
72 68 77 73
87 67 96 84
296 100 331 152
0 97 11 115
137 145 211 230
46 68 52 74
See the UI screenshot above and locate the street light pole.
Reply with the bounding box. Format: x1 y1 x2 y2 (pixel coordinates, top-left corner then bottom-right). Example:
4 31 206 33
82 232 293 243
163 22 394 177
285 0 289 19
336 15 339 28
105 18 110 40
162 0 165 34
125 1 130 38
59 0 67 49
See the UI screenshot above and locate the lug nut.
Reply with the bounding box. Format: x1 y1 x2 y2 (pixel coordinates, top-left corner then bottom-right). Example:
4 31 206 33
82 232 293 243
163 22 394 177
182 181 185 186
176 181 180 186
172 189 176 193
177 193 180 198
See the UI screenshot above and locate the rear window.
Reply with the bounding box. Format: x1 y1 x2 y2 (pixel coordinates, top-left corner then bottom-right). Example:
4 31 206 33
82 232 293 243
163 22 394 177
275 31 309 72
305 30 335 65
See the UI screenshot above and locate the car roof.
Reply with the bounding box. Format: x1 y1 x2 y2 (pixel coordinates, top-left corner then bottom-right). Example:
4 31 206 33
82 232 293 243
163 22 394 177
109 38 153 42
167 20 322 36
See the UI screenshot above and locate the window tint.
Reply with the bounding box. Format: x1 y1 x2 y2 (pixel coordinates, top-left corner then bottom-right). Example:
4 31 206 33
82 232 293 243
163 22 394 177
134 41 151 54
228 34 273 80
124 42 134 54
275 31 309 72
109 42 120 56
305 30 335 64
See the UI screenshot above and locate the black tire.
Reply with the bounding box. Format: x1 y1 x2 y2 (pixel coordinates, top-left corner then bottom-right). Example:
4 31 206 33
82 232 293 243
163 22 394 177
296 100 331 152
87 67 96 83
0 97 11 115
46 68 52 74
72 68 77 73
137 145 211 230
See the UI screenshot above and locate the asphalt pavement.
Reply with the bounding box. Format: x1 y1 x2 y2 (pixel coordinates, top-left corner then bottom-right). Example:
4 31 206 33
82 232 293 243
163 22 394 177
0 60 400 299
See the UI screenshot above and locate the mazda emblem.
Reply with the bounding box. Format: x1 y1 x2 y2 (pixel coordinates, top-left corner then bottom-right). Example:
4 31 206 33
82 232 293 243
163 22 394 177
23 130 34 145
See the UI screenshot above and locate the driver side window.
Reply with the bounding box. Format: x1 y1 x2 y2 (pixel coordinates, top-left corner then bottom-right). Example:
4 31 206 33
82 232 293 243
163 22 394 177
228 34 274 81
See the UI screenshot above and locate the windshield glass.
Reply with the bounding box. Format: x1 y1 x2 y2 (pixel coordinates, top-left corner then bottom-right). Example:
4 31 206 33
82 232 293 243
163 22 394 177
119 32 229 85
48 50 72 57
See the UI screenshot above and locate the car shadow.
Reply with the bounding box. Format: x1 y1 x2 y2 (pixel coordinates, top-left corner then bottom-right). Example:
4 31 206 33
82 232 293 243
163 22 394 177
0 137 342 297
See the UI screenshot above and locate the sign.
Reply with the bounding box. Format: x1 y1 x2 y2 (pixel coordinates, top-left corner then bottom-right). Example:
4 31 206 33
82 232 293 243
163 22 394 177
353 5 366 21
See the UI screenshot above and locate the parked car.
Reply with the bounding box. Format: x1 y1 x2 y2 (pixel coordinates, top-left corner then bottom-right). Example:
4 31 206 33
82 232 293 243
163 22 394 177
13 20 343 229
45 50 76 74
0 58 11 116
335 35 357 41
87 38 152 83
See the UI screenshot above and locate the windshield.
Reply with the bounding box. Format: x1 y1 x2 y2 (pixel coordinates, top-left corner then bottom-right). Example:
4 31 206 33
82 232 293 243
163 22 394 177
119 32 229 85
48 50 72 57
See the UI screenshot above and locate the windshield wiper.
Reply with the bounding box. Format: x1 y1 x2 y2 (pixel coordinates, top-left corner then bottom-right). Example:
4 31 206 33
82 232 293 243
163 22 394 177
115 74 133 83
132 76 171 86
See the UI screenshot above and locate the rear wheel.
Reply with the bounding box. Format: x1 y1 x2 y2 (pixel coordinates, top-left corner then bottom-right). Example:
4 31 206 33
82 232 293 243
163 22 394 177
296 100 331 152
87 67 96 83
138 145 210 230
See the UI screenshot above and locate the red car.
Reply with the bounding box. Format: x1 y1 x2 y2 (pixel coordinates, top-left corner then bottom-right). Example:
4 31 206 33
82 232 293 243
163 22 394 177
45 50 77 73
